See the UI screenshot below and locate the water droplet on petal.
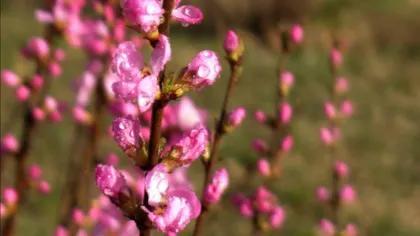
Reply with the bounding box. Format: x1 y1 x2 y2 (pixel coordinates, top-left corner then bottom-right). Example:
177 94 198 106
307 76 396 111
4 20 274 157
197 65 210 78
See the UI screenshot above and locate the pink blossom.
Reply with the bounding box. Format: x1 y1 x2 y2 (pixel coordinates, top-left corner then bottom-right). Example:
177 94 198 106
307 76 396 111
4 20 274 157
111 117 141 153
48 62 62 78
121 0 164 33
175 97 204 130
335 77 349 94
30 74 44 90
54 48 66 62
32 107 46 121
204 168 229 204
324 101 337 120
145 164 170 206
37 180 51 194
334 160 349 178
269 206 286 228
341 100 354 118
319 219 335 236
257 158 271 177
254 110 267 123
137 75 159 112
72 106 92 125
223 30 240 53
54 226 69 236
1 133 19 153
45 96 59 112
330 48 343 68
0 203 6 219
279 102 293 124
172 5 204 26
186 50 222 89
147 188 201 234
15 85 31 101
48 110 63 123
72 209 85 225
340 185 356 204
151 34 171 75
315 186 330 203
320 127 335 146
253 186 276 213
344 223 358 236
251 139 269 154
27 164 43 180
290 24 304 44
2 188 18 205
165 126 208 166
95 164 127 198
111 41 143 81
279 71 294 92
23 37 50 59
1 70 20 87
232 194 254 218
281 135 294 153
227 107 246 128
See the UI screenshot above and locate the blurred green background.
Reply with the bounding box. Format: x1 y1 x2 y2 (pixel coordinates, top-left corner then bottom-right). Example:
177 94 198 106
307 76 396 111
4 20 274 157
1 0 420 235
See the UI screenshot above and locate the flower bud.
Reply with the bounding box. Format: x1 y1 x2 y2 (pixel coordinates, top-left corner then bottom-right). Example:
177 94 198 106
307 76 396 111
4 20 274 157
2 188 18 206
121 0 164 33
257 158 271 177
37 180 51 194
27 164 43 180
269 206 286 229
330 48 343 69
290 24 304 44
319 219 335 236
335 76 349 94
320 127 335 146
32 107 46 121
340 185 356 204
315 186 330 203
334 160 349 178
185 50 222 89
279 102 293 124
254 110 267 123
1 134 19 153
340 100 354 118
343 223 358 236
23 37 50 59
48 62 62 78
223 30 244 63
72 106 92 125
30 74 44 91
279 71 294 96
204 168 229 204
226 107 246 130
15 85 31 101
251 139 268 154
280 135 293 153
95 164 127 198
1 70 20 87
324 101 337 120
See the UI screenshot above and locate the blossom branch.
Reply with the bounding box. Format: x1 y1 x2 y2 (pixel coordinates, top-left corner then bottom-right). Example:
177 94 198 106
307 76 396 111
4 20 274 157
193 40 243 236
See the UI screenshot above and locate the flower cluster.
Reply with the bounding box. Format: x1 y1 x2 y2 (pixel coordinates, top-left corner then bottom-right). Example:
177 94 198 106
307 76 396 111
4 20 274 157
316 44 358 235
233 186 286 230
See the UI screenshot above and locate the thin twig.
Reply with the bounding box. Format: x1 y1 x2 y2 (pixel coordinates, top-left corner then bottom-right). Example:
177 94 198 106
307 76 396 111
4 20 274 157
193 61 241 236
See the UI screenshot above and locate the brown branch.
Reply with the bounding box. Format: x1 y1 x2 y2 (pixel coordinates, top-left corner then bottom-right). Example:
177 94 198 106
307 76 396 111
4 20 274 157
137 1 175 235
